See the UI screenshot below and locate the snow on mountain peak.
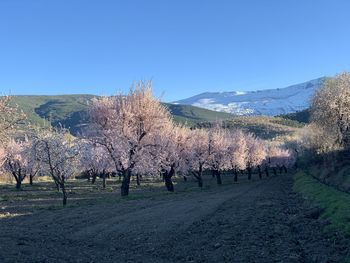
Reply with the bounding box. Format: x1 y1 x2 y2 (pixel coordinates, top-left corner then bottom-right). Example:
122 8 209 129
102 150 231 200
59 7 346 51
174 77 327 116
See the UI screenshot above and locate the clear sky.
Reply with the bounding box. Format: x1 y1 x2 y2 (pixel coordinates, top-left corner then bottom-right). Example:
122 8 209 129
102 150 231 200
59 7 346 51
1 0 350 101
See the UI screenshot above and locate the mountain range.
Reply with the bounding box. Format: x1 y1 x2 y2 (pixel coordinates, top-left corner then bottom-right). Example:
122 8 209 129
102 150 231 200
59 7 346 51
174 77 326 116
11 95 233 135
8 77 325 135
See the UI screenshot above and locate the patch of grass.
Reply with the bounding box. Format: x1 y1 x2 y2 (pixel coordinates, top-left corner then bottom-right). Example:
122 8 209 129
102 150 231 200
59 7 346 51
37 176 54 182
0 196 9 202
294 171 350 235
0 212 31 219
269 117 305 128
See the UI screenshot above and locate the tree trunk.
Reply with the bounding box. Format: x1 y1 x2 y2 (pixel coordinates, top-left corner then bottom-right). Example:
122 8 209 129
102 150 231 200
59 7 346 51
183 176 187 182
198 164 203 187
55 181 60 192
164 174 174 192
121 170 131 196
197 175 203 188
91 172 97 184
258 165 262 179
273 167 277 176
15 179 21 190
279 166 283 174
234 168 238 182
247 166 252 180
283 165 287 173
215 170 222 185
164 165 175 192
12 171 22 190
86 170 91 182
265 166 269 177
61 183 67 206
192 168 203 188
102 172 106 189
136 174 141 186
58 176 68 206
211 170 216 178
164 172 174 192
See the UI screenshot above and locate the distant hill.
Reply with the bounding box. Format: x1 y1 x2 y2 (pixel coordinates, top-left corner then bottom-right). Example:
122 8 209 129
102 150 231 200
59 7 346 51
279 109 310 123
11 95 234 135
12 95 95 135
164 103 233 123
11 95 305 140
174 77 327 116
194 116 304 140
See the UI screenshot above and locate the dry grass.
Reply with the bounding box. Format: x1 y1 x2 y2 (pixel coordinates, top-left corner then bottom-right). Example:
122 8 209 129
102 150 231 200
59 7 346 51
223 116 303 141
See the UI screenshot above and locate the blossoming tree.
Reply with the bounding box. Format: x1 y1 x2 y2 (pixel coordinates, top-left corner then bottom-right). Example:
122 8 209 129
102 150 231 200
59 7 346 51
88 81 173 196
34 128 79 205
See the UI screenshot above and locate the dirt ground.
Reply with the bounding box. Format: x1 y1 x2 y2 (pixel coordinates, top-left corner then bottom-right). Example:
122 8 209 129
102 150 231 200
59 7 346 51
0 174 349 263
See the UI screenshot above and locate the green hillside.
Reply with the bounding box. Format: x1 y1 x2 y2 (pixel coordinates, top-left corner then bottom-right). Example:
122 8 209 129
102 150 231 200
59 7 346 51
165 103 233 123
10 95 305 140
11 95 234 134
12 95 95 134
279 109 310 123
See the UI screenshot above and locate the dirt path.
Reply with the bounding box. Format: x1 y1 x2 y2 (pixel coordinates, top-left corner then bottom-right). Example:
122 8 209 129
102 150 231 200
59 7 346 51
0 174 349 262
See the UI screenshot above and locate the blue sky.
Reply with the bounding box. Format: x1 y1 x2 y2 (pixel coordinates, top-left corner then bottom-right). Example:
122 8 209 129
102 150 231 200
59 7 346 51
1 0 350 101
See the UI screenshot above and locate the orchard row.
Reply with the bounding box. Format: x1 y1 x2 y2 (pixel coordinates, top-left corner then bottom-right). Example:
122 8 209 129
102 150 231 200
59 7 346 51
0 82 295 205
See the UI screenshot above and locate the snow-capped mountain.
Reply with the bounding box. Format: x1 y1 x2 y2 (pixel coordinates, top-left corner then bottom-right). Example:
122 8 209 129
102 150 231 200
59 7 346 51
174 77 326 116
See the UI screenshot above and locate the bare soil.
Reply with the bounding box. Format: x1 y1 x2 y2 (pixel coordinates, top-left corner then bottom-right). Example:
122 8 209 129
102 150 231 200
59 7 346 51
0 174 349 262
